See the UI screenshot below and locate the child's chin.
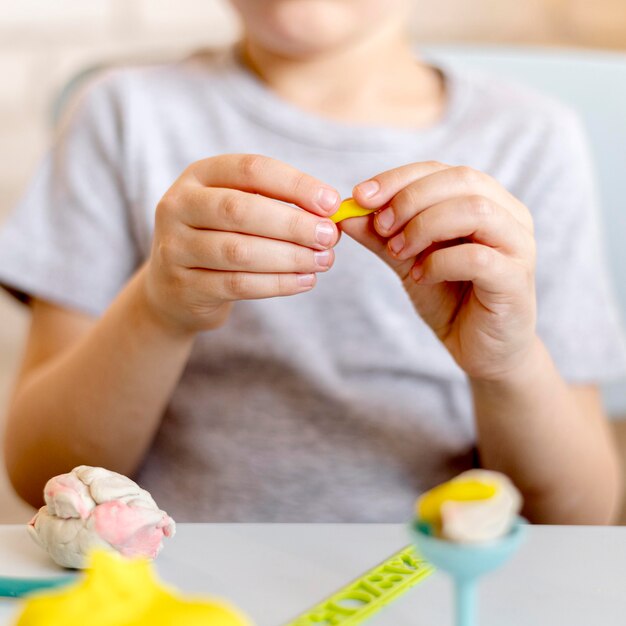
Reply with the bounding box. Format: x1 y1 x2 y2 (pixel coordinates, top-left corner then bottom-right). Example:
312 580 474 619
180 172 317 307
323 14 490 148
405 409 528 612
242 1 364 57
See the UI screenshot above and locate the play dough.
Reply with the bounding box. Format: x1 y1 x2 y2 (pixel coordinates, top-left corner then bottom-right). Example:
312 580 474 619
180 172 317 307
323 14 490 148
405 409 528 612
28 466 175 569
416 470 522 544
330 198 377 223
14 550 251 626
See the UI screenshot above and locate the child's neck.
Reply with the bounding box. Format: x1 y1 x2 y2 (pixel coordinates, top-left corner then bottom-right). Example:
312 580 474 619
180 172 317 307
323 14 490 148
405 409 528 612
240 21 446 130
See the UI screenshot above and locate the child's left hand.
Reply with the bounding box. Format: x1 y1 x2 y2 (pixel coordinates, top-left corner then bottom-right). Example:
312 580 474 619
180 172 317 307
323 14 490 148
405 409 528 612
341 162 537 382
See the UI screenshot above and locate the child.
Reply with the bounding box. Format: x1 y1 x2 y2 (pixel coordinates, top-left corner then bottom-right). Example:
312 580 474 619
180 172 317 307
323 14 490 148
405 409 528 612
1 0 625 523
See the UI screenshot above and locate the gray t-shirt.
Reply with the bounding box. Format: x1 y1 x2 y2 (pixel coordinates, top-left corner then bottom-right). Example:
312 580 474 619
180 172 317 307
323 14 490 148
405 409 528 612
1 48 625 522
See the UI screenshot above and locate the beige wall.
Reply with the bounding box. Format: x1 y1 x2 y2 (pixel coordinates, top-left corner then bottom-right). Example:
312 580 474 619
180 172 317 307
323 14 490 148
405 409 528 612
1 0 625 522
411 0 626 48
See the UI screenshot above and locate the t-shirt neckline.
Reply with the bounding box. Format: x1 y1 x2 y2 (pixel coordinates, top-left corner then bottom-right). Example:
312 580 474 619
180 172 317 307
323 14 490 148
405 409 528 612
212 45 471 153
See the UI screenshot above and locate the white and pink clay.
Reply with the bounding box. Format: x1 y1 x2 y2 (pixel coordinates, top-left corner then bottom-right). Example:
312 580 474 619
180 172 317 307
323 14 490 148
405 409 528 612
28 466 175 569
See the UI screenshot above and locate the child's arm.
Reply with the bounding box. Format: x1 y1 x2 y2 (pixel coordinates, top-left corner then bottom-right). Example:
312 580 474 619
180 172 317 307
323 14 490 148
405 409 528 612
343 161 622 524
4 154 340 507
470 340 621 524
5 282 195 508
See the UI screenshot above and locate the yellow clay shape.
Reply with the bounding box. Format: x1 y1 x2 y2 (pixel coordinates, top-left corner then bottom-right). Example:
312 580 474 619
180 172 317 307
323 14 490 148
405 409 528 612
330 198 377 223
418 479 497 530
15 550 251 626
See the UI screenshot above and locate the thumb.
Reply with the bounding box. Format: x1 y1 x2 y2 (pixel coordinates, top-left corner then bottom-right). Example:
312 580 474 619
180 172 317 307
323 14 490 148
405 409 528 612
340 215 413 277
341 214 456 333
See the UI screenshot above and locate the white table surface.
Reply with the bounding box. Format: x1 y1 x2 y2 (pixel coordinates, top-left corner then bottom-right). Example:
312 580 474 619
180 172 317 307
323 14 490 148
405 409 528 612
1 523 626 625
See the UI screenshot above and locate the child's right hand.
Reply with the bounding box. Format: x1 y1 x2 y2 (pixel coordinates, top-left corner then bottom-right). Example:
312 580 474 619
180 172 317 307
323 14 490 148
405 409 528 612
142 154 341 334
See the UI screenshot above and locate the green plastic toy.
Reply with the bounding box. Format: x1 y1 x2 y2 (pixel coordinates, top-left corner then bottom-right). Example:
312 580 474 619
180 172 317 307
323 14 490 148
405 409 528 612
286 545 434 625
0 573 75 598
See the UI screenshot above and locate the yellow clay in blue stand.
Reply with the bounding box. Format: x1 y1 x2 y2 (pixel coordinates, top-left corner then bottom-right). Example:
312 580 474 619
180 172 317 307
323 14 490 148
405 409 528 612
418 479 497 532
330 198 377 223
15 550 251 626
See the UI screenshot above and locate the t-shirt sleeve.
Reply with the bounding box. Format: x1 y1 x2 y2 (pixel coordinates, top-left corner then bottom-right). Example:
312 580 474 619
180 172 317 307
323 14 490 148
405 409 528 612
523 108 626 384
0 70 141 316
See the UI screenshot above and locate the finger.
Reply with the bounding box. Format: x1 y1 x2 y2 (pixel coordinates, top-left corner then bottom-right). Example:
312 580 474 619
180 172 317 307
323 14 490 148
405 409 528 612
352 161 450 208
177 229 335 274
338 213 399 264
187 154 340 216
180 188 339 251
374 166 532 238
388 196 535 262
410 243 528 294
191 268 317 301
339 214 417 286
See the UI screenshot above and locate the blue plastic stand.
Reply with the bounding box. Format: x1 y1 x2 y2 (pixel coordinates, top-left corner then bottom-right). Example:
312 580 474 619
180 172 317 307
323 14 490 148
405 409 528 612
410 518 526 626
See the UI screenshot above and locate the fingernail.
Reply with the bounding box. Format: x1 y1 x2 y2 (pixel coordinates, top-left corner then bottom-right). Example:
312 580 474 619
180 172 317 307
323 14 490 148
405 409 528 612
355 180 380 199
315 221 335 247
297 273 316 287
389 233 405 255
316 188 340 213
314 250 332 268
376 207 395 232
411 265 424 282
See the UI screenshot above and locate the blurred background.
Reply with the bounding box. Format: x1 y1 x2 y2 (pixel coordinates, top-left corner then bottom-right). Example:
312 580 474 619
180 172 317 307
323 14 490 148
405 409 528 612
1 0 625 522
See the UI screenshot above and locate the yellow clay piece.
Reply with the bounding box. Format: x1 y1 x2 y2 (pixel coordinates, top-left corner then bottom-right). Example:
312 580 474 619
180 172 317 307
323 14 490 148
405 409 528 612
330 198 377 223
15 550 251 626
417 479 498 529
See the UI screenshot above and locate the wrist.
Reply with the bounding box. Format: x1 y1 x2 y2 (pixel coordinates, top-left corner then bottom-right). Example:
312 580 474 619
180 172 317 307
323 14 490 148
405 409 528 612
469 335 548 394
132 265 199 343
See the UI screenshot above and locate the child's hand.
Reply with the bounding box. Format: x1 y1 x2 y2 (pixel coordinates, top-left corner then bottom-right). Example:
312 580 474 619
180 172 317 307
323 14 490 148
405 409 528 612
342 162 537 382
143 154 340 334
